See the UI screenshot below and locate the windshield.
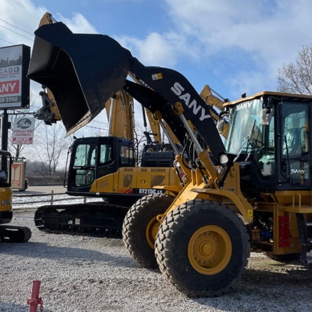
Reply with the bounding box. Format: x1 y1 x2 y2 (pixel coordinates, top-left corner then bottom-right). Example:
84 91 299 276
72 141 113 187
225 99 264 154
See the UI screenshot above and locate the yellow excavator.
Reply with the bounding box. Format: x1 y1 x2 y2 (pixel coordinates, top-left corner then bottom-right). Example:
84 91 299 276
31 14 311 299
0 150 31 242
33 86 181 235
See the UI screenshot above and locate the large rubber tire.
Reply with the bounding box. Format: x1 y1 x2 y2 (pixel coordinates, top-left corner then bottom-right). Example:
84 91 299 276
122 193 174 269
155 199 250 297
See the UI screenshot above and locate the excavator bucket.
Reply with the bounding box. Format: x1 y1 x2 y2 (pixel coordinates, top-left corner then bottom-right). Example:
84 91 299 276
27 22 132 135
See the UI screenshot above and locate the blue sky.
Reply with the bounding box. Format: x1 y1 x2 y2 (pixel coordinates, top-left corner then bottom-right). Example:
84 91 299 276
1 0 312 136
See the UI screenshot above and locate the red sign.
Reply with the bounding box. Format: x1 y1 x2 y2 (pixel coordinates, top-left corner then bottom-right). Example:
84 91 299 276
11 163 22 188
12 134 33 144
0 80 19 94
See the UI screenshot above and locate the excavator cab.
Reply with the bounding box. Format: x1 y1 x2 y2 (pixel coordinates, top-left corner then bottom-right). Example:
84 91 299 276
66 136 135 196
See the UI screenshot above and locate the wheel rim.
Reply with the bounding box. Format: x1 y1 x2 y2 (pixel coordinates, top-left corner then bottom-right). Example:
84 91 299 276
188 225 232 275
146 216 161 249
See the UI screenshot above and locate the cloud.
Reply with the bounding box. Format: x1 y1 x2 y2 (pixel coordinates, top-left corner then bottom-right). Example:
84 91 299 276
0 1 97 113
115 32 178 67
0 1 97 45
0 0 46 46
56 12 98 34
2 0 312 105
164 0 312 58
157 0 312 94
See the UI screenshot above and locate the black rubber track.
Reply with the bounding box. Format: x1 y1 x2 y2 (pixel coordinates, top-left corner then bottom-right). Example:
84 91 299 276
122 193 174 269
0 225 32 242
34 203 128 237
154 199 250 297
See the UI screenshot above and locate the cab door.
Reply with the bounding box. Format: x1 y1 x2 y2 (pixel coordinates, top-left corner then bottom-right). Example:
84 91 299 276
278 102 311 189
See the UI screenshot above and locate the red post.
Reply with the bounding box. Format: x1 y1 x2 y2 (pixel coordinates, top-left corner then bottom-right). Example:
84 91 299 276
27 280 43 312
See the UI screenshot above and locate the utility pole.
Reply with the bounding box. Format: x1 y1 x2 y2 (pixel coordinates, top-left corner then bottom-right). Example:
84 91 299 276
1 109 9 172
1 109 9 151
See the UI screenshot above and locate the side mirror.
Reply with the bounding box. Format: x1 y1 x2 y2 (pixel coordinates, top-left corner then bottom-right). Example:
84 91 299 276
260 108 273 125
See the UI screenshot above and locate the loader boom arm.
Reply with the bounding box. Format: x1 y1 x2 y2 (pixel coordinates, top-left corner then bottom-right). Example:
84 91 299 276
27 20 225 158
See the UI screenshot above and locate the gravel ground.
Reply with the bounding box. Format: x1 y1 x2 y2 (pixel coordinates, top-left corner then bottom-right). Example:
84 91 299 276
1 209 312 312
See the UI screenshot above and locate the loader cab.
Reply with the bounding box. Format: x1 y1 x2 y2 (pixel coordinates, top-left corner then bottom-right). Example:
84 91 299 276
224 92 312 194
66 136 135 194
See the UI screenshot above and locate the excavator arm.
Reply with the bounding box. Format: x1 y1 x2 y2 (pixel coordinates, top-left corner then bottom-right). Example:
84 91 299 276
104 90 135 139
200 84 228 138
27 20 224 159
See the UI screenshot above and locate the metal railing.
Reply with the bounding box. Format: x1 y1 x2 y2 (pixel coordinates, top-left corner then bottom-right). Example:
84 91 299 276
12 191 94 209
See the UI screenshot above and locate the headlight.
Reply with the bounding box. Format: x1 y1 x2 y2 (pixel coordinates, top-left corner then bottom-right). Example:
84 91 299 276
219 154 229 165
217 166 224 175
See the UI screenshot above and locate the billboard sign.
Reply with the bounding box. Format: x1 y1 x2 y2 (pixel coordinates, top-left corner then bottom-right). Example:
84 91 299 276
0 45 30 109
12 117 35 145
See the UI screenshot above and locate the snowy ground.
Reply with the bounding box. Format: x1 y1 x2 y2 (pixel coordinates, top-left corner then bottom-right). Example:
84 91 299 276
0 191 311 311
1 209 312 312
12 193 100 210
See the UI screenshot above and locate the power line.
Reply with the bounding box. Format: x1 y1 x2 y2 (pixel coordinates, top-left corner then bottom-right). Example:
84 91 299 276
0 17 107 134
0 18 34 36
0 37 15 45
0 24 33 42
0 18 34 46
91 119 108 125
83 125 108 131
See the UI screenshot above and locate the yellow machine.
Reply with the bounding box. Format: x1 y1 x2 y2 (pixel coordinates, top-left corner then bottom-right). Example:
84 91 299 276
0 150 31 242
29 14 182 236
33 86 181 235
27 15 312 297
30 15 225 237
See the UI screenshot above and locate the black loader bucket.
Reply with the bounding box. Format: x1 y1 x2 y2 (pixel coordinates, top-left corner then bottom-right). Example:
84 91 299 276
27 22 132 135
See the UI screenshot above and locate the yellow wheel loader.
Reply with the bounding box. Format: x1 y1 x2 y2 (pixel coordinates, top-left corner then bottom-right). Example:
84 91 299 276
27 16 312 297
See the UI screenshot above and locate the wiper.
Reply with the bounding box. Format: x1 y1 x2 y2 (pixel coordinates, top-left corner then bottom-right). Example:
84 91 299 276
233 119 256 162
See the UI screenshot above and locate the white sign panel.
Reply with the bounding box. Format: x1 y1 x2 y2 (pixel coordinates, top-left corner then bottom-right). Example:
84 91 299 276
0 45 30 109
12 117 35 144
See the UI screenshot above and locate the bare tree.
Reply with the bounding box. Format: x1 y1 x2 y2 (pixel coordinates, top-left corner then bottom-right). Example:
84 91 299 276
277 44 312 95
29 122 71 177
26 160 50 177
